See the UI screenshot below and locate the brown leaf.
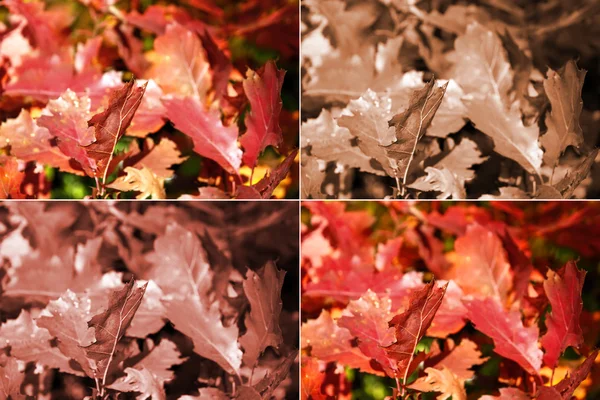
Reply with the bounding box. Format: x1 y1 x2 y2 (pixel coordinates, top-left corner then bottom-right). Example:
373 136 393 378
384 280 448 378
85 80 147 181
83 279 148 379
384 79 447 189
239 262 285 367
541 60 586 166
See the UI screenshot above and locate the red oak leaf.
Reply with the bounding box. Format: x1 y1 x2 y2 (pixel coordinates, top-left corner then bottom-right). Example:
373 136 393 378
163 96 242 174
162 296 242 375
237 149 297 198
463 297 542 376
0 110 74 173
127 79 167 138
83 279 148 379
0 157 26 199
148 23 211 102
337 290 398 377
240 60 285 167
409 367 466 400
384 280 448 379
425 338 488 381
37 89 96 175
302 310 377 375
85 80 147 181
450 224 513 305
301 357 326 400
0 310 81 376
126 5 193 35
36 290 96 377
537 350 598 400
126 138 187 179
239 262 285 367
428 280 468 338
541 261 586 368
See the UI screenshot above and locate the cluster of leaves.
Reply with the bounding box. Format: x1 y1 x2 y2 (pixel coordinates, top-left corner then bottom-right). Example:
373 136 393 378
301 201 600 399
301 0 600 199
0 0 299 199
0 202 299 398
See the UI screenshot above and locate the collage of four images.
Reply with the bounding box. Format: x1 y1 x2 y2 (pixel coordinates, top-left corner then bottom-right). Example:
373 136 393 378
1 0 600 399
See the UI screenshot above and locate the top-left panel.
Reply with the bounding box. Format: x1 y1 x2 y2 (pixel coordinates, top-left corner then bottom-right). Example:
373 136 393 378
0 0 299 199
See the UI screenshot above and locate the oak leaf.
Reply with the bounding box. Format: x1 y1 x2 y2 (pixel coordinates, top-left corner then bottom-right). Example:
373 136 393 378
541 261 586 368
454 23 542 174
0 311 81 376
449 224 513 304
36 290 96 377
85 80 147 181
384 280 448 377
148 23 211 102
127 79 167 137
239 262 285 367
541 60 586 166
409 367 466 400
83 279 148 379
337 290 398 377
240 60 285 167
408 167 465 199
463 297 542 376
163 96 242 174
37 89 97 175
537 350 598 400
384 79 447 188
302 110 381 176
163 296 242 375
107 166 166 199
109 367 166 400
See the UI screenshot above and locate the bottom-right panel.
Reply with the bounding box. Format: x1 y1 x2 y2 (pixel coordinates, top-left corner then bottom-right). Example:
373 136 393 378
301 201 600 400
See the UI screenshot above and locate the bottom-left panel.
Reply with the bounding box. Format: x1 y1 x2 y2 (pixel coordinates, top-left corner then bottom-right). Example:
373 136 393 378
0 201 299 399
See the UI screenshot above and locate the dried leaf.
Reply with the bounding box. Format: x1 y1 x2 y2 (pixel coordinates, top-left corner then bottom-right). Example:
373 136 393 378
384 281 448 377
85 80 147 180
409 367 466 400
84 279 148 379
384 79 447 186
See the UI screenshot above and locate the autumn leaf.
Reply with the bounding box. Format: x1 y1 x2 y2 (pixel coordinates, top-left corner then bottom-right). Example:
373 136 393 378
0 110 73 173
240 60 285 167
337 290 398 377
127 138 187 179
449 224 513 304
163 96 242 174
541 60 586 167
384 79 448 192
384 280 448 382
302 110 382 176
148 23 211 102
37 89 96 175
239 262 285 367
463 297 542 376
480 388 531 400
0 311 81 376
408 167 466 199
453 22 543 175
36 290 96 377
541 261 586 368
163 297 242 376
537 350 598 400
83 279 148 380
237 149 298 199
107 166 166 199
127 79 167 137
85 80 147 182
301 310 376 374
110 367 166 400
409 367 466 400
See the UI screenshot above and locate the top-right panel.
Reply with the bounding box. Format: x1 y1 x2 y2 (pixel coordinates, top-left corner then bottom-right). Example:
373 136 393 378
301 0 600 199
